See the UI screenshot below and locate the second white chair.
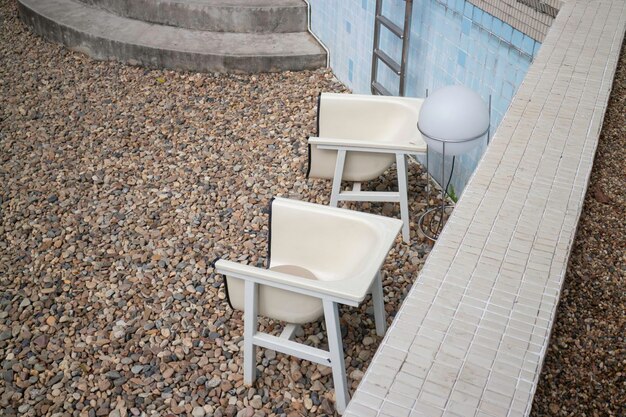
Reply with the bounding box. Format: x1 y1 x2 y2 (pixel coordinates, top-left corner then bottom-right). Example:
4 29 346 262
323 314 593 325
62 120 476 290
307 93 428 243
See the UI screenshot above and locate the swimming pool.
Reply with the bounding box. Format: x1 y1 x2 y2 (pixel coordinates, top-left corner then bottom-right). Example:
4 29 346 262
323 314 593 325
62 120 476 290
310 0 543 194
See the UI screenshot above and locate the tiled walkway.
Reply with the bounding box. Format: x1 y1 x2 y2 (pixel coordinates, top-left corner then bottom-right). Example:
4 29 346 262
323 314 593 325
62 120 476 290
344 1 626 416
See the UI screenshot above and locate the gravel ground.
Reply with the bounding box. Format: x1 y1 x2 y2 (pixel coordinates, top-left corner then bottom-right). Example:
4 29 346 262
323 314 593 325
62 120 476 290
0 2 435 416
2 0 624 416
530 43 626 416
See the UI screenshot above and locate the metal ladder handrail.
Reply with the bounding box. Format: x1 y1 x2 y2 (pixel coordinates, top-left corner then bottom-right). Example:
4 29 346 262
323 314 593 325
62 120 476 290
371 0 413 96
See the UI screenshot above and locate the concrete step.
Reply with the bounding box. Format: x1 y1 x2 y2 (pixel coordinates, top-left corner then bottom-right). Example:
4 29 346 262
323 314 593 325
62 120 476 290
18 0 326 73
75 0 308 33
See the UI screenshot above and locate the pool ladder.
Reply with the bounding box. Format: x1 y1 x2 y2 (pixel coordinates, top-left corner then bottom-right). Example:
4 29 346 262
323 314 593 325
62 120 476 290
371 0 413 96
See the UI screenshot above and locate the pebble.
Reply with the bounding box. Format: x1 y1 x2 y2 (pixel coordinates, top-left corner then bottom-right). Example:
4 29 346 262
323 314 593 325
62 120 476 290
350 369 364 380
207 377 221 388
105 371 122 380
249 396 263 409
191 406 205 417
304 397 313 410
33 335 48 348
264 350 276 361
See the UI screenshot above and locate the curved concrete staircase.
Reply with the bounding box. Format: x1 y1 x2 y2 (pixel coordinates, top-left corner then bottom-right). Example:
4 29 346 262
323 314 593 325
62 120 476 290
17 0 326 73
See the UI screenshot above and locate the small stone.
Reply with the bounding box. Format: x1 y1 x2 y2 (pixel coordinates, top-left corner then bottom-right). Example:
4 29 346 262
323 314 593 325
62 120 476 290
220 380 233 392
350 369 364 380
207 377 221 388
310 380 324 391
593 186 611 204
3 370 14 384
46 316 57 326
249 396 262 409
382 203 395 216
131 365 144 374
321 399 334 415
303 397 313 410
105 371 121 380
290 369 303 381
161 328 171 338
358 349 370 361
33 335 48 348
48 372 63 386
170 403 184 414
191 406 205 417
224 405 237 417
98 379 111 391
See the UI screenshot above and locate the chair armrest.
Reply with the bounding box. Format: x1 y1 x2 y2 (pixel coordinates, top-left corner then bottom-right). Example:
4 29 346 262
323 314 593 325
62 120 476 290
308 136 426 154
214 259 361 306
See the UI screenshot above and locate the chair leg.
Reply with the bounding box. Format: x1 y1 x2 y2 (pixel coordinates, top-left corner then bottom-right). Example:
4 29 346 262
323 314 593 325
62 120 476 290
371 272 386 337
280 323 301 340
243 281 258 385
396 153 411 243
323 299 349 414
330 150 347 207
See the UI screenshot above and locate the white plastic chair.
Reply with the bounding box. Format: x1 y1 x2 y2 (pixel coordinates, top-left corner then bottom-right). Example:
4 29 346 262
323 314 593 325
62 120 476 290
214 197 402 414
307 93 428 243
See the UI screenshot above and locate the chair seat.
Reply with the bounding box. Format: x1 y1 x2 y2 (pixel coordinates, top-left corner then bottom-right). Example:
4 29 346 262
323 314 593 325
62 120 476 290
228 264 324 324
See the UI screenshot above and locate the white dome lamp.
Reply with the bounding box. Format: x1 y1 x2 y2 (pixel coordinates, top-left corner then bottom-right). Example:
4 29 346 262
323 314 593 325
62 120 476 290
417 85 491 240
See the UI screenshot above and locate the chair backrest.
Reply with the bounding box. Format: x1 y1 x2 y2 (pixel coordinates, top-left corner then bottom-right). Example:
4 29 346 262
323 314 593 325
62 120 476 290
308 93 423 181
268 198 380 282
319 93 420 141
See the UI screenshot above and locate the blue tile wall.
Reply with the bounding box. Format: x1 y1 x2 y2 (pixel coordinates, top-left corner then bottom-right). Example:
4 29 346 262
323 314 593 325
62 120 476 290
309 0 542 194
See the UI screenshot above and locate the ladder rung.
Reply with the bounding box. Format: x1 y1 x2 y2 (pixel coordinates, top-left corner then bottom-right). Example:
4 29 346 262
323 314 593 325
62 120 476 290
376 15 404 38
374 49 401 75
371 81 393 96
